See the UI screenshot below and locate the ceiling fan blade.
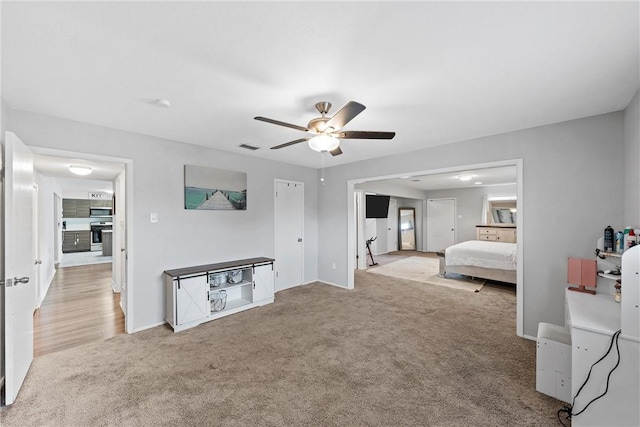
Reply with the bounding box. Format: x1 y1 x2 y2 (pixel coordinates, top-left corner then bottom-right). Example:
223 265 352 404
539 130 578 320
254 116 308 132
329 146 343 156
270 138 309 150
324 101 366 131
337 131 396 140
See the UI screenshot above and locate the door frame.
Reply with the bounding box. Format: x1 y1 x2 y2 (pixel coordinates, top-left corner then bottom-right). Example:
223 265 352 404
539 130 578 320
387 198 398 252
273 179 304 292
426 197 457 251
347 158 524 337
29 146 134 333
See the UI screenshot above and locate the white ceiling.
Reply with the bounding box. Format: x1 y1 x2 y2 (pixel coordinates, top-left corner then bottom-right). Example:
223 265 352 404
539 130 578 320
32 153 124 182
2 1 638 169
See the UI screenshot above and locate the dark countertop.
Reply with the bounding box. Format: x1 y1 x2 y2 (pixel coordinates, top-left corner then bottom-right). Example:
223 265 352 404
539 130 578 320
164 257 275 278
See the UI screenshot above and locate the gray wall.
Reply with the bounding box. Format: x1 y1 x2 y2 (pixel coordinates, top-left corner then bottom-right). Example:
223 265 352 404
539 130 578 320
7 108 319 331
425 184 517 243
624 90 639 226
318 112 626 338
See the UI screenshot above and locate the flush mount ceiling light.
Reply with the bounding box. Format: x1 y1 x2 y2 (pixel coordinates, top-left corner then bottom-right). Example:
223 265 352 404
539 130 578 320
308 134 340 153
69 165 92 176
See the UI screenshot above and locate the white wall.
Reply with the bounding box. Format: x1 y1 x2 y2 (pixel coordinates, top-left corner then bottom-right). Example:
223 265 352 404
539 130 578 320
33 172 62 306
425 184 517 243
7 108 319 331
624 89 639 227
319 112 625 338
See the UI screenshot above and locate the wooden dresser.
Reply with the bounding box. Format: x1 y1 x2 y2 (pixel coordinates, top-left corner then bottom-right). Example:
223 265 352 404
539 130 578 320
476 224 516 243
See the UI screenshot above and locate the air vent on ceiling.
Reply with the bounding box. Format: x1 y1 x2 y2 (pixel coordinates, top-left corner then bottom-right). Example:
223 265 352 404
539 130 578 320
238 143 260 151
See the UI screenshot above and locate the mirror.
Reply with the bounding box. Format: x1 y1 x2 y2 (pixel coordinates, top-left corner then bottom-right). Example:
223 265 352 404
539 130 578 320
399 208 416 250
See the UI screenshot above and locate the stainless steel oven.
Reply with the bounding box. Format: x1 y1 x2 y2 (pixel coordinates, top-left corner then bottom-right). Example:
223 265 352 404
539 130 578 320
90 221 112 251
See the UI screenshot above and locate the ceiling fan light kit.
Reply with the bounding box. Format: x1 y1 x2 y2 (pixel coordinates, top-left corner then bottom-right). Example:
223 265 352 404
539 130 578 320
308 134 339 153
254 100 395 156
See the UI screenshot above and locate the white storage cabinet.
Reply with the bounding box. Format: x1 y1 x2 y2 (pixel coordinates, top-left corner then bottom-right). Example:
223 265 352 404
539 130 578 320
165 257 274 332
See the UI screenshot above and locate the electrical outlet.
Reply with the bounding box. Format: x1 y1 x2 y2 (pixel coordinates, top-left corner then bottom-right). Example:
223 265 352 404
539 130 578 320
332 262 336 269
150 212 158 223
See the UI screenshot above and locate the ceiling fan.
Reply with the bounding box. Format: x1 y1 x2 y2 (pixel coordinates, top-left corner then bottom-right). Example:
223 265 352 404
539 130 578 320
254 101 395 156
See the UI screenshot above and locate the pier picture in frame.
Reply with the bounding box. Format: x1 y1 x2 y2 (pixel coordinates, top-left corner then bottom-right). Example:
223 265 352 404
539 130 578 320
184 165 247 210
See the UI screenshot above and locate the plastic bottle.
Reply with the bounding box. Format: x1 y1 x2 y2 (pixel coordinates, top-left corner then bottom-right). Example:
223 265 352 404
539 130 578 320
615 231 624 253
604 225 614 252
626 228 636 250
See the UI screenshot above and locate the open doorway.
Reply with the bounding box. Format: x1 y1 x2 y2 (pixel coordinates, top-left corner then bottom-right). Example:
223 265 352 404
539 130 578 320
348 159 524 336
30 150 131 355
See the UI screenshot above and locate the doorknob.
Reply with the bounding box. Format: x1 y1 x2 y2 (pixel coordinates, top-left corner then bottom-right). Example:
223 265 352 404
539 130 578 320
297 238 303 242
3 276 30 287
35 259 42 265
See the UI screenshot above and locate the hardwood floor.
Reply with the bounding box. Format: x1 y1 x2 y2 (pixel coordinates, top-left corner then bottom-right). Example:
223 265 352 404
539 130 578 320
33 263 124 357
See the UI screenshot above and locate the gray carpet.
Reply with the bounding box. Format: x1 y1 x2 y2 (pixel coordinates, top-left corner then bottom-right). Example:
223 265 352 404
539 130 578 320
0 270 562 426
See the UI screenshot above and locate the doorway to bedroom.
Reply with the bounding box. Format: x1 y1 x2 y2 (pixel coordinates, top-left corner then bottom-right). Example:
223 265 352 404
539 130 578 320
348 159 523 336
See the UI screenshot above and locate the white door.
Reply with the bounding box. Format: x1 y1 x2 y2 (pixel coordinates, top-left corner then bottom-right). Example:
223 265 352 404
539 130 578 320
387 199 398 252
427 198 456 251
3 132 35 405
274 180 303 292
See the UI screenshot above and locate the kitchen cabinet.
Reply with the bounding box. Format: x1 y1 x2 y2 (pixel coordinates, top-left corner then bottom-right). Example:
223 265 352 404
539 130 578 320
164 257 275 332
76 200 90 218
62 230 91 253
476 225 516 243
62 199 77 218
90 199 112 208
62 198 111 218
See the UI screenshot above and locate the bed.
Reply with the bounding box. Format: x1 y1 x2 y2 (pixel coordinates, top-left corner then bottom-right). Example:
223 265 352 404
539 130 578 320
441 240 517 284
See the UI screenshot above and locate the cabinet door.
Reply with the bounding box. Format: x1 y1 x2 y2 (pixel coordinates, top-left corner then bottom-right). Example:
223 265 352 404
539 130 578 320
62 232 77 253
253 264 274 303
496 229 516 243
77 231 91 251
175 276 209 325
62 199 77 218
76 199 91 218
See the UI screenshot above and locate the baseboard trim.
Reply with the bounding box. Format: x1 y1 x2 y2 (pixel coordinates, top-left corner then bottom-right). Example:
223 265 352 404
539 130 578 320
318 280 349 290
132 321 167 334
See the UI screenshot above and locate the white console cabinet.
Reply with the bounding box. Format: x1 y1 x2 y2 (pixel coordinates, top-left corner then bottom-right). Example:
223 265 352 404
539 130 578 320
565 245 639 426
165 257 274 332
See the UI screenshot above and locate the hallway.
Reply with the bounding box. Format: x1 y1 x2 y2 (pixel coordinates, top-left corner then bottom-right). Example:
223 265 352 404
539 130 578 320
33 263 124 357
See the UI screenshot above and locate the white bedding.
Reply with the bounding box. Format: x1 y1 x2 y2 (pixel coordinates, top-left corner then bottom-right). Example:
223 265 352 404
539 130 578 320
445 240 517 271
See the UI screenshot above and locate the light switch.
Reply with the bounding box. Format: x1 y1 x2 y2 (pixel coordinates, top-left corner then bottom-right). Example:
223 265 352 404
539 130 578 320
150 212 158 223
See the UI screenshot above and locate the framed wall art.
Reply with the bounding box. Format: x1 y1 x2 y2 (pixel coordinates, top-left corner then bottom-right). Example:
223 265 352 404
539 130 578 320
184 165 247 210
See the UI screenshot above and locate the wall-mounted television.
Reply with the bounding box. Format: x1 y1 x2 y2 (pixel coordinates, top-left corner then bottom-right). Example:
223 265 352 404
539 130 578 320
366 195 391 219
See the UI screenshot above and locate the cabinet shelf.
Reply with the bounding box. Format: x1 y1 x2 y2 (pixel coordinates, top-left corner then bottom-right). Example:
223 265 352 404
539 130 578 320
597 272 621 281
212 297 252 315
